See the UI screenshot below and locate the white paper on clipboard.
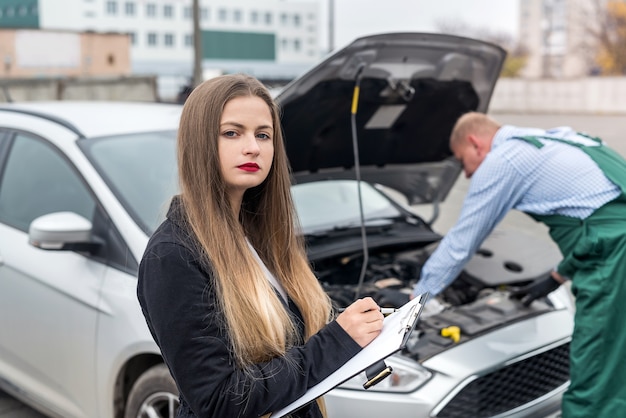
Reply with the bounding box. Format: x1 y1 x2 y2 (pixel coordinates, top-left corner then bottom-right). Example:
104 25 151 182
271 293 426 418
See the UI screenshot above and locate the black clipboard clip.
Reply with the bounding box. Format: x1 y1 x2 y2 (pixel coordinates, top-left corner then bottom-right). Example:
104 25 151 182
362 294 427 390
363 360 393 389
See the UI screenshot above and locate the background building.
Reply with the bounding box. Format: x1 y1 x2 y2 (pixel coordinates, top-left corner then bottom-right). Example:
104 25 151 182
0 0 322 97
0 28 130 78
518 0 607 78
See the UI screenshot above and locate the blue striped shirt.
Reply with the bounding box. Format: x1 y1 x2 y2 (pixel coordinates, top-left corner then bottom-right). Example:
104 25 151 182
413 125 621 297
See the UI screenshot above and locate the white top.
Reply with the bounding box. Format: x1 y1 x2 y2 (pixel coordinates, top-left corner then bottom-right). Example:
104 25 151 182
246 240 288 303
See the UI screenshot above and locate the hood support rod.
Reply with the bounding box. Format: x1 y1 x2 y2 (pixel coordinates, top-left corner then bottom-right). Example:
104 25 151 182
351 62 369 300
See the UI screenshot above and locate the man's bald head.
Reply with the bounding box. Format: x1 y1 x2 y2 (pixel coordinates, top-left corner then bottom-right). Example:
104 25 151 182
449 112 501 178
450 112 501 149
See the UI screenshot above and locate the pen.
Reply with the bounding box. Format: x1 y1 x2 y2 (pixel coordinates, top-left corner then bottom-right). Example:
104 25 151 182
337 307 399 316
379 307 399 316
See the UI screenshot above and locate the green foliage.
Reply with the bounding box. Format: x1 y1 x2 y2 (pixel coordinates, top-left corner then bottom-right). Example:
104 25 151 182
501 55 528 78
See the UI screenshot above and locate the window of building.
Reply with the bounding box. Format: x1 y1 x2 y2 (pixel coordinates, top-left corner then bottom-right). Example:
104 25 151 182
294 39 301 52
17 5 27 16
125 2 135 16
146 3 156 17
129 32 136 45
183 6 191 19
106 1 117 15
184 34 193 46
281 38 288 49
233 9 241 22
294 14 301 27
201 7 208 20
147 32 157 46
280 13 288 25
5 6 14 17
163 4 173 18
218 8 227 21
264 12 272 25
250 10 258 24
164 33 175 47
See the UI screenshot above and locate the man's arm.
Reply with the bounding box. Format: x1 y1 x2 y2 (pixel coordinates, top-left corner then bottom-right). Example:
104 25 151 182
509 270 565 306
413 154 528 297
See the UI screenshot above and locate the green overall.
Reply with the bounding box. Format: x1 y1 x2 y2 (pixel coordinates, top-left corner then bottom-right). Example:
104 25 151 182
514 134 626 418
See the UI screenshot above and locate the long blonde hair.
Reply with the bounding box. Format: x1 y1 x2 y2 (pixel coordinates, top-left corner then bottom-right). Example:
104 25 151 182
177 74 332 368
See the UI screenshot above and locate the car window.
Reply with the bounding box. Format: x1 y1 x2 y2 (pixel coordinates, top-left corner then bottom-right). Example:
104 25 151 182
291 180 401 234
79 131 178 235
0 133 95 232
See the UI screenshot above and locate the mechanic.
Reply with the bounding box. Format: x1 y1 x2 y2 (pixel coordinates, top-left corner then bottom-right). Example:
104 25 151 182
412 111 626 418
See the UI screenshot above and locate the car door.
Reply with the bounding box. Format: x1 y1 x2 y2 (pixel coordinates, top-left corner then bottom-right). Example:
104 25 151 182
0 129 104 417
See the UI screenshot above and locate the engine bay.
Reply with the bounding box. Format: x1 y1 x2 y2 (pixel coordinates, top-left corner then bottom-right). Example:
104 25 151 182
316 231 562 361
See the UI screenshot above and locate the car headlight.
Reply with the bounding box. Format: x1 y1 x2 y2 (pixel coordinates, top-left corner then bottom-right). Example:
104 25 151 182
338 356 432 393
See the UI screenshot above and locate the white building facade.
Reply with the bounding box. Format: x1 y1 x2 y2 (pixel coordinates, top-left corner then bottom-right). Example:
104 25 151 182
518 0 606 78
1 0 322 84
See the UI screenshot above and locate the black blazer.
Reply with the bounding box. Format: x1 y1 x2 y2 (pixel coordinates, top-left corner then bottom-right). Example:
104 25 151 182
137 197 361 418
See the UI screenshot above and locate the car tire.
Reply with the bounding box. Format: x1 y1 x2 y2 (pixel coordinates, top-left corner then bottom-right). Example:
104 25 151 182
124 363 179 418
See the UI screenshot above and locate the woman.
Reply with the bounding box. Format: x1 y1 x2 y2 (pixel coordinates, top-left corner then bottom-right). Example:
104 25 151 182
137 74 384 418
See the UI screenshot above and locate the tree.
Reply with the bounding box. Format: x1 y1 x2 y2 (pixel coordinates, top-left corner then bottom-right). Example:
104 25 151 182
434 19 527 78
592 0 626 75
579 0 626 75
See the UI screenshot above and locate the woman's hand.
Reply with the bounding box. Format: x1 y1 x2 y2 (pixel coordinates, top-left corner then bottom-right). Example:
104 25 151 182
335 297 384 347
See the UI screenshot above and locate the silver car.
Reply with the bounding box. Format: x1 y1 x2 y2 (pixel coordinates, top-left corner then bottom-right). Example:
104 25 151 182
0 33 573 418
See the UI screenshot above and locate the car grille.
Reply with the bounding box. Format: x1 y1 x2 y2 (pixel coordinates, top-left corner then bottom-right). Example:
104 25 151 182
436 342 570 418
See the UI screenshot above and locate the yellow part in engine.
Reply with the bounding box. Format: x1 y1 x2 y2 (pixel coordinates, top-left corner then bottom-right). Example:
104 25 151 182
441 326 461 343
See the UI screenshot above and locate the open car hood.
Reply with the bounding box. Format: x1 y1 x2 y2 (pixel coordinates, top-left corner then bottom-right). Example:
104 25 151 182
277 33 506 204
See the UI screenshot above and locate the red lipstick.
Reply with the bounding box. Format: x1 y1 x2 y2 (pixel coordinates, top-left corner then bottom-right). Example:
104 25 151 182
238 163 260 172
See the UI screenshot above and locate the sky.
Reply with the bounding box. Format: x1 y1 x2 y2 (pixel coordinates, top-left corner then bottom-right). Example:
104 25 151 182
309 0 520 51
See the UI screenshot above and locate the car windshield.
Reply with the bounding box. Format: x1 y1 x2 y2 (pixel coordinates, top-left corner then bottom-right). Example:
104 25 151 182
79 131 179 235
80 133 402 236
291 180 402 235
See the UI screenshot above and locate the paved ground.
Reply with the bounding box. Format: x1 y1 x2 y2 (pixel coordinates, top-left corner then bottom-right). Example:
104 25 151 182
1 112 624 417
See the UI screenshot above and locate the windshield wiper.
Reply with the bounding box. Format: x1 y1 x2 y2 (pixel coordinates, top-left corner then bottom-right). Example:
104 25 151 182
332 217 394 231
305 217 397 239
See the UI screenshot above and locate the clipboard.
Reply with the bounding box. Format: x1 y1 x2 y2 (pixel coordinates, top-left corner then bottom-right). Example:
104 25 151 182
271 293 426 418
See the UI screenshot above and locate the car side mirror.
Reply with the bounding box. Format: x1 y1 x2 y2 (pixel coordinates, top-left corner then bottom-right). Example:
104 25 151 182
29 211 102 253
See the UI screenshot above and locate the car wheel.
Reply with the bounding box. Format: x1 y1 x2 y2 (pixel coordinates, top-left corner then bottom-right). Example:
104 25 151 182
125 363 179 418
